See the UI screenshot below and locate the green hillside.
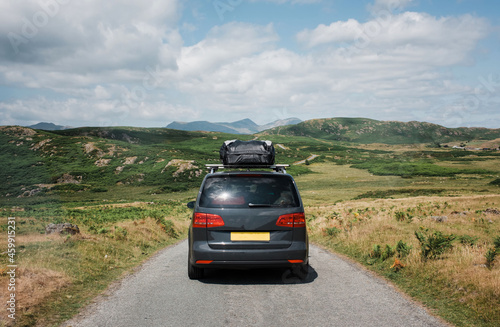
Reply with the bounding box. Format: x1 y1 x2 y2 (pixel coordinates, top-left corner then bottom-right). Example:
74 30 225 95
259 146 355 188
0 126 328 198
2 120 500 200
262 118 500 144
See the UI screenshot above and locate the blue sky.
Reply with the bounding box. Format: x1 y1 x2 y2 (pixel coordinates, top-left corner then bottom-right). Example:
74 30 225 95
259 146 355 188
1 0 499 128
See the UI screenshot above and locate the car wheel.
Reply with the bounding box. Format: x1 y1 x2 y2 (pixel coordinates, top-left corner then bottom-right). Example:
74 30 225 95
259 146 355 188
282 264 309 284
188 262 204 279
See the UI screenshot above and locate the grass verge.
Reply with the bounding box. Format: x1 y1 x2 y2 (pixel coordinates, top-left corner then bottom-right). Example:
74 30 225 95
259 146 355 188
0 200 191 327
307 195 500 327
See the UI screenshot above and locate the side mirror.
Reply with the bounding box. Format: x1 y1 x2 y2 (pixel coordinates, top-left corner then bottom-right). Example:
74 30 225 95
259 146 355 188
187 201 195 209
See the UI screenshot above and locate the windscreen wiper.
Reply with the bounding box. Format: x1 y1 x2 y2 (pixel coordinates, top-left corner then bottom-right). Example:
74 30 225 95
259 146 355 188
248 203 281 207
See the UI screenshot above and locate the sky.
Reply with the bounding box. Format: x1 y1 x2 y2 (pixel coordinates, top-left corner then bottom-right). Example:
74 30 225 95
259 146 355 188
0 0 499 128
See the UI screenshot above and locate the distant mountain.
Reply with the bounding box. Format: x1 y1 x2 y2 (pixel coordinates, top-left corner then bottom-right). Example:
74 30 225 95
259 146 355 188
259 118 303 131
28 122 69 131
261 117 500 144
166 118 302 134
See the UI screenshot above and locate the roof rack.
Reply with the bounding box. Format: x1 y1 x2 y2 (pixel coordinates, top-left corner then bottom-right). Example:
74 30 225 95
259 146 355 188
205 164 289 174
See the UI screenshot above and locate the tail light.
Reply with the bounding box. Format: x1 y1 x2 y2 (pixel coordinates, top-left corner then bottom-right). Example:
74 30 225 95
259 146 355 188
192 213 225 228
276 212 306 228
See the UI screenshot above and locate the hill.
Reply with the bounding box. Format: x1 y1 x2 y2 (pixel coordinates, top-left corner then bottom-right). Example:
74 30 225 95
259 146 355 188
28 122 70 130
167 118 302 134
0 125 317 197
262 118 500 145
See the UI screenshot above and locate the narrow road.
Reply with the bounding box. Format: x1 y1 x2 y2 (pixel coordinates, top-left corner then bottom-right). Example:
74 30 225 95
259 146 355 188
63 241 447 327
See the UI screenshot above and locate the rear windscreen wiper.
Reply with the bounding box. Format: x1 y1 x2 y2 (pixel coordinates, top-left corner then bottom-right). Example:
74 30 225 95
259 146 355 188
248 203 281 207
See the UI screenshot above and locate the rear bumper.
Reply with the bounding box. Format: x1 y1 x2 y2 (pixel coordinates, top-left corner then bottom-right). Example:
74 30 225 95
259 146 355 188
193 260 307 269
190 240 308 269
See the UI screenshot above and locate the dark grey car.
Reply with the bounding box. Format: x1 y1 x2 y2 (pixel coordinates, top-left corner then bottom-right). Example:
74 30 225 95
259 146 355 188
187 168 309 279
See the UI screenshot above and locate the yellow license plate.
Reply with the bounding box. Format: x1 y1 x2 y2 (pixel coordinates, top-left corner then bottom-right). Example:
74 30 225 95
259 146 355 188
231 232 270 242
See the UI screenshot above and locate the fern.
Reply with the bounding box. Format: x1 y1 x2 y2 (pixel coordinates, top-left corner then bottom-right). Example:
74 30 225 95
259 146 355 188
415 229 456 260
396 240 412 258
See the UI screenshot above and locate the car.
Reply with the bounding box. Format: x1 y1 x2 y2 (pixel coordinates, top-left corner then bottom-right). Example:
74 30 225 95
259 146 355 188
187 164 309 279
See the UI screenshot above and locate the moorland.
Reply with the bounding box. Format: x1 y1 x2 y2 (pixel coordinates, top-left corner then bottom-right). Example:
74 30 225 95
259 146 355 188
0 118 499 326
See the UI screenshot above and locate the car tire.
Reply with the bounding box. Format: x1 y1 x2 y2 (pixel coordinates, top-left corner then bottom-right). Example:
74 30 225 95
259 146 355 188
282 264 309 284
188 262 204 279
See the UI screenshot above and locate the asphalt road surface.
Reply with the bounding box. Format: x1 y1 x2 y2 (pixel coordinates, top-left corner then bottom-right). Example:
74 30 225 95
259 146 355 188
63 240 448 327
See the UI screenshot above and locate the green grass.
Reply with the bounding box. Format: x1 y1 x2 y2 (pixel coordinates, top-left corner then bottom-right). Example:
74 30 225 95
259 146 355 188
351 159 494 178
354 188 447 199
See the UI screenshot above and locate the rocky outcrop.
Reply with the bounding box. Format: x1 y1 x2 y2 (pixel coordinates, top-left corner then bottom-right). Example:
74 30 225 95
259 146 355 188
45 223 80 235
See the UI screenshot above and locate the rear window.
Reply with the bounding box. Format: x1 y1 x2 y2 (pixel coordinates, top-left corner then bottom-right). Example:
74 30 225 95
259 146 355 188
199 174 300 208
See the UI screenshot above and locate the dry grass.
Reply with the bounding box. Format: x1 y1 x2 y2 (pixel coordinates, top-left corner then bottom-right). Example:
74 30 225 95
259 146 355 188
307 194 500 326
0 268 70 323
72 201 154 210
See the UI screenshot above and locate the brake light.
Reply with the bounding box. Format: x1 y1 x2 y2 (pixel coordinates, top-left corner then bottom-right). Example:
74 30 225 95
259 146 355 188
276 212 306 228
293 212 306 228
192 213 225 228
206 214 225 227
196 260 213 264
276 214 293 227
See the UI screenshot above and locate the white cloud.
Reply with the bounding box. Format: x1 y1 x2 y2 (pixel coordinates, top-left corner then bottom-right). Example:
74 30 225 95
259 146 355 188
1 0 181 86
0 0 496 128
178 22 278 77
297 12 489 59
0 0 186 126
164 11 492 126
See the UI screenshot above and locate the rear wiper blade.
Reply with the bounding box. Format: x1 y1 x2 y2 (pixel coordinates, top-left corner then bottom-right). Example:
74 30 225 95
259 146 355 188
248 203 280 207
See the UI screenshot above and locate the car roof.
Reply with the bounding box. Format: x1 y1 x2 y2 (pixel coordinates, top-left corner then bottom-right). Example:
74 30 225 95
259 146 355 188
208 170 290 176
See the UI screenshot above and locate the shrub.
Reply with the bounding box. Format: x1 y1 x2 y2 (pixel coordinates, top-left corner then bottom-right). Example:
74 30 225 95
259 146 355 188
369 244 396 262
91 187 108 193
370 244 382 259
395 211 406 222
354 188 445 200
395 211 413 222
396 240 412 258
113 226 128 240
51 184 86 192
485 248 497 269
325 227 341 237
485 236 500 269
98 227 110 234
489 178 500 186
156 218 179 239
458 235 479 246
415 229 456 260
381 244 396 261
493 236 500 249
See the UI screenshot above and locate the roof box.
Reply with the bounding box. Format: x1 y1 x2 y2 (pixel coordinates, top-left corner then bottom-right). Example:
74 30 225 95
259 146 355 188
219 140 275 166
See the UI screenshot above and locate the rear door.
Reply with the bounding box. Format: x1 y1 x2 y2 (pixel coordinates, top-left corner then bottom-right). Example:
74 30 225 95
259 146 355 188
198 173 301 250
